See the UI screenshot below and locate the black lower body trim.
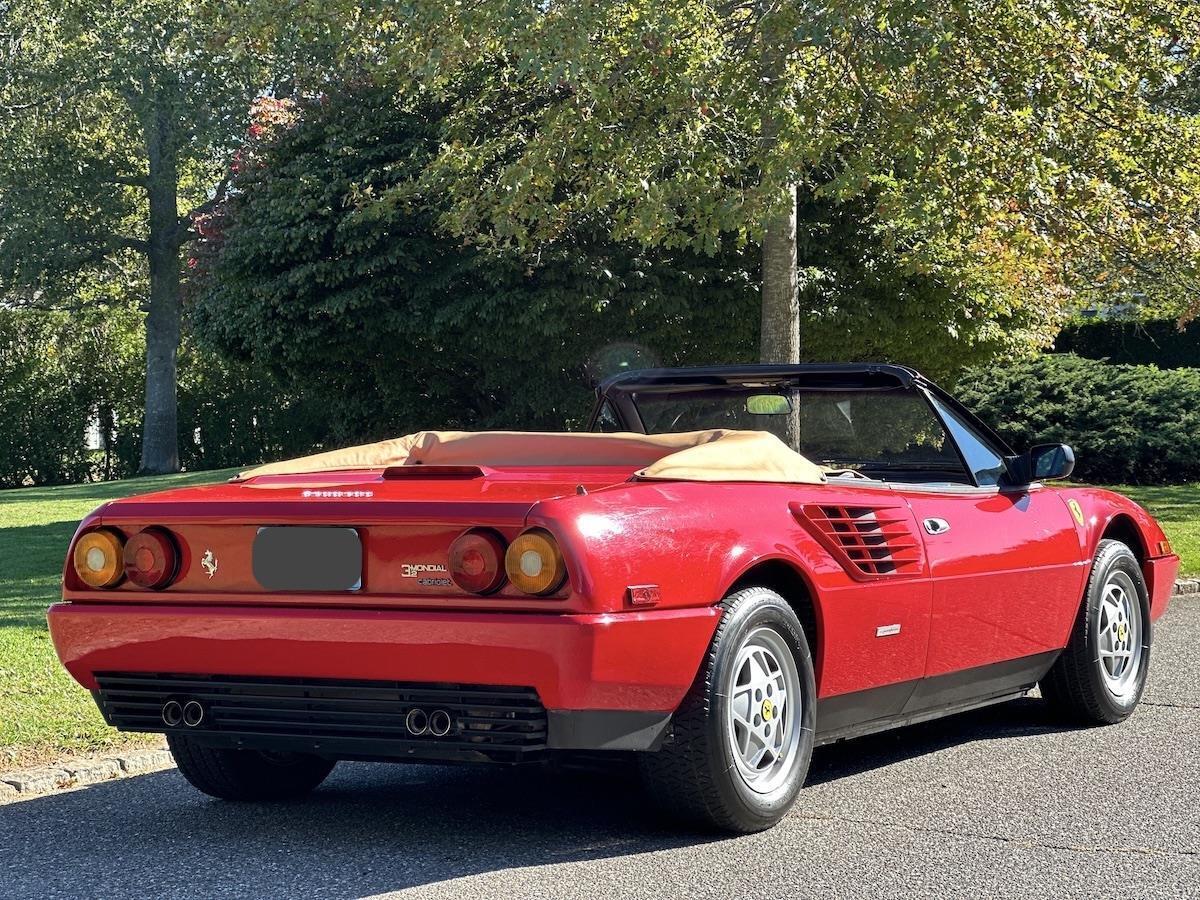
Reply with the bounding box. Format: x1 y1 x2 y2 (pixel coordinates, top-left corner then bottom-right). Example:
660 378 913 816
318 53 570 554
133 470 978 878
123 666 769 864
93 673 549 764
815 650 1060 745
546 710 672 751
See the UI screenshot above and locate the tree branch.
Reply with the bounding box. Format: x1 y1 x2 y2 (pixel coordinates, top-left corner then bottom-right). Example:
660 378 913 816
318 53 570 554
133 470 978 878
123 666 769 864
177 170 233 245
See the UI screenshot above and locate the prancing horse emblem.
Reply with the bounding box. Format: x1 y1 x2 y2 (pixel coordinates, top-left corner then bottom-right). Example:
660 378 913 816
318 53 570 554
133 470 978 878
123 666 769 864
201 550 218 579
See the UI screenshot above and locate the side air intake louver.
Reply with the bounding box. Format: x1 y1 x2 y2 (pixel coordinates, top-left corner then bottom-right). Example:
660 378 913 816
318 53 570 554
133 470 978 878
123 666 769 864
797 504 922 577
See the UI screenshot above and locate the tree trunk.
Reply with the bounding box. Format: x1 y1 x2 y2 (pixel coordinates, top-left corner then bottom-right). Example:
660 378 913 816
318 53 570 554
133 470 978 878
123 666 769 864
759 184 799 363
757 0 800 365
139 92 182 474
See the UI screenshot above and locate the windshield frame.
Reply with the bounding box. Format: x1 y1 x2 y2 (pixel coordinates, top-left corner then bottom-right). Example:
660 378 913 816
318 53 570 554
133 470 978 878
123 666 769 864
587 364 1019 488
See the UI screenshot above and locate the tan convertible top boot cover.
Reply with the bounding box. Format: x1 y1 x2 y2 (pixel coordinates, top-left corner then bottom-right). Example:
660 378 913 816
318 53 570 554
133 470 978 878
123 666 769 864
237 429 826 485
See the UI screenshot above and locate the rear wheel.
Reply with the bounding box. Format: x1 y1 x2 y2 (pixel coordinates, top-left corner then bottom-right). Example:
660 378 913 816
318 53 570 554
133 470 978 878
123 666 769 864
168 734 336 800
1041 539 1151 725
639 586 815 833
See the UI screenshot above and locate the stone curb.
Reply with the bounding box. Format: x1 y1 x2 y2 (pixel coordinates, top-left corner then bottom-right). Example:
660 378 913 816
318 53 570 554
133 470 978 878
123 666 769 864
1175 578 1198 596
0 749 174 802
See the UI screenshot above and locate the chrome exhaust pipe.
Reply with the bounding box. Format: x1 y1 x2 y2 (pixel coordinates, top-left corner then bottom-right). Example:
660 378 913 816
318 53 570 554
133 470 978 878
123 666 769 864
182 700 205 728
405 708 429 736
161 700 183 727
428 709 452 737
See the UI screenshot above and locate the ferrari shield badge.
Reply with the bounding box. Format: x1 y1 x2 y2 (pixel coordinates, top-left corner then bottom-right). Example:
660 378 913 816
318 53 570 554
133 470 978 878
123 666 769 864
1067 498 1085 527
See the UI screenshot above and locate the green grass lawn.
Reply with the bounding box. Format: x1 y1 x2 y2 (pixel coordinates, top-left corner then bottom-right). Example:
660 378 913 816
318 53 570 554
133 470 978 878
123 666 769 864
0 469 1195 765
1099 483 1200 578
0 468 237 765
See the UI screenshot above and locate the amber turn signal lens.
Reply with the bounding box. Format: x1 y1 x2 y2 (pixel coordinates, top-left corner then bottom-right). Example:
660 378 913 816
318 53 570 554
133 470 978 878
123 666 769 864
448 529 507 594
123 528 179 589
504 529 566 596
73 529 125 589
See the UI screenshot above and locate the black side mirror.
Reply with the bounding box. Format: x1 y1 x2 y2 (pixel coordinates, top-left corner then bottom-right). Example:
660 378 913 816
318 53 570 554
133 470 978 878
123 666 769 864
1022 443 1075 482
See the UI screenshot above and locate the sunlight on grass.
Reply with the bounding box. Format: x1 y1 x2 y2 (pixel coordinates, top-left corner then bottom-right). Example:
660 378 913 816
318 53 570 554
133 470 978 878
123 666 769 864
1102 483 1200 577
0 468 237 764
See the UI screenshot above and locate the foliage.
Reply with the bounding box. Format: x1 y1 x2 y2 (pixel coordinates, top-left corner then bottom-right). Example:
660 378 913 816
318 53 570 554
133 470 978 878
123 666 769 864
794 195 1065 379
335 0 1200 336
0 303 313 487
1054 317 1200 370
191 86 760 439
0 306 142 488
0 0 324 472
957 354 1200 484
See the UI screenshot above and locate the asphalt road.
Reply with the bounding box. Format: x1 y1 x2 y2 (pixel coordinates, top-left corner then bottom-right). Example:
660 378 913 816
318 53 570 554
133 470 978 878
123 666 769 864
3 601 1198 900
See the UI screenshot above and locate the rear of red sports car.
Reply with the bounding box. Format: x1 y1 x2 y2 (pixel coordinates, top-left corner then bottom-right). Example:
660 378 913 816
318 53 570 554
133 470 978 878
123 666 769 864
49 465 721 763
47 364 1180 833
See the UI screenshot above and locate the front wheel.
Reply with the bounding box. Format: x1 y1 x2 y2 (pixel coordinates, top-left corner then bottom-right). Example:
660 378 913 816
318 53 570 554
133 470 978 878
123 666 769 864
639 586 816 833
1041 539 1151 725
168 734 336 801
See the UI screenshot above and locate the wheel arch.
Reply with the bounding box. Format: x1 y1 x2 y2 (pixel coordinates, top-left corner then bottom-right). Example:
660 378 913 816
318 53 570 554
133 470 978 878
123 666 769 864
1099 513 1147 565
726 557 822 675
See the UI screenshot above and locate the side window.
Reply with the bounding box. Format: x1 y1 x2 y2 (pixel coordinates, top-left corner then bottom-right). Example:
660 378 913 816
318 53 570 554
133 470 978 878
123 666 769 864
596 401 623 433
927 395 1007 487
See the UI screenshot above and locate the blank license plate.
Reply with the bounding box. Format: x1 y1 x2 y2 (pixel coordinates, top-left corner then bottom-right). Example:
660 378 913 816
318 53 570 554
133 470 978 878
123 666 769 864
253 527 362 592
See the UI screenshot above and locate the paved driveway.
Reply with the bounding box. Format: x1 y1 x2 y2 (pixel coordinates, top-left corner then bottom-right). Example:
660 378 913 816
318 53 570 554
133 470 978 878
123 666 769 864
3 601 1198 899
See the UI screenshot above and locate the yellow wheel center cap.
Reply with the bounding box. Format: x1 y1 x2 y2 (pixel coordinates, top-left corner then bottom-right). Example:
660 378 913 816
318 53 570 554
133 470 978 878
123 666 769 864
761 698 774 721
1118 623 1128 642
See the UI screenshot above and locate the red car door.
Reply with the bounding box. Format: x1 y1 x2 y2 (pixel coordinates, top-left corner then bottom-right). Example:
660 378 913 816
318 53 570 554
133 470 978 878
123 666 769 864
901 485 1085 676
903 394 1087 679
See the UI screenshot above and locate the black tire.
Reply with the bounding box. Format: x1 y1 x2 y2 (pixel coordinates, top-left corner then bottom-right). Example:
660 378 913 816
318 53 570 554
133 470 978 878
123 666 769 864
168 734 336 801
1041 539 1151 725
638 586 816 833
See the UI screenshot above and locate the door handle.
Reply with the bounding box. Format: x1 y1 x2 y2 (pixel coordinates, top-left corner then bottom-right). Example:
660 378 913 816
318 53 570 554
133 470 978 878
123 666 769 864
923 518 951 535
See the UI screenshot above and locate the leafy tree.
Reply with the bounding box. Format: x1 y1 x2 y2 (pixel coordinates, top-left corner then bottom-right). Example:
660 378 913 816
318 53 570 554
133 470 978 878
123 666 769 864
0 0 313 472
0 302 143 487
191 85 761 438
348 0 1200 364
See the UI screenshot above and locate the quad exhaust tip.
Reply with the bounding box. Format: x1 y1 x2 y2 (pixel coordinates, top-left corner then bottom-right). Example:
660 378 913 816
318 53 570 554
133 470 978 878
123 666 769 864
161 700 183 727
405 708 429 736
429 709 452 737
182 700 205 727
405 708 452 737
161 699 205 728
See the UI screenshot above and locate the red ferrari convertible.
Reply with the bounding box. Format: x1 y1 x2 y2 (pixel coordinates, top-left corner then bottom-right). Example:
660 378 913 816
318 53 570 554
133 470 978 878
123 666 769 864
49 365 1178 832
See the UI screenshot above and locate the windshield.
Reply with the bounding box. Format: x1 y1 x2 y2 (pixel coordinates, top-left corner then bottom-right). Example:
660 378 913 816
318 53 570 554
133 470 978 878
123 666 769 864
630 387 967 477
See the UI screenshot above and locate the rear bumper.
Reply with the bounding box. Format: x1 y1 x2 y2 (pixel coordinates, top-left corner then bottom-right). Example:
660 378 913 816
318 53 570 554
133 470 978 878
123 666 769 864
1145 554 1180 621
48 602 720 752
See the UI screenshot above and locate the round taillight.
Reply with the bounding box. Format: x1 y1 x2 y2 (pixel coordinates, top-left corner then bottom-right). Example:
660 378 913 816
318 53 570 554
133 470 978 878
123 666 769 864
448 529 507 594
73 528 125 589
123 528 179 589
504 529 566 596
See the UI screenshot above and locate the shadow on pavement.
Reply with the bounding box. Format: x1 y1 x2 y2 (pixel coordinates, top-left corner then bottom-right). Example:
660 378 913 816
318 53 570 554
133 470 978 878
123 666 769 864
807 695 1071 785
0 696 1069 898
0 760 713 899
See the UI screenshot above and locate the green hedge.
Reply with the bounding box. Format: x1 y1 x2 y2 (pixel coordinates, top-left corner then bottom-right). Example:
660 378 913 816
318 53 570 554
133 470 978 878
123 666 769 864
1055 318 1199 369
957 354 1200 485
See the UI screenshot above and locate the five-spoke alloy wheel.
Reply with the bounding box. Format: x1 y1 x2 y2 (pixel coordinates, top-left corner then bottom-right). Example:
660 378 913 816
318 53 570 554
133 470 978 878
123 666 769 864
639 586 815 833
726 626 805 795
1042 539 1151 725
